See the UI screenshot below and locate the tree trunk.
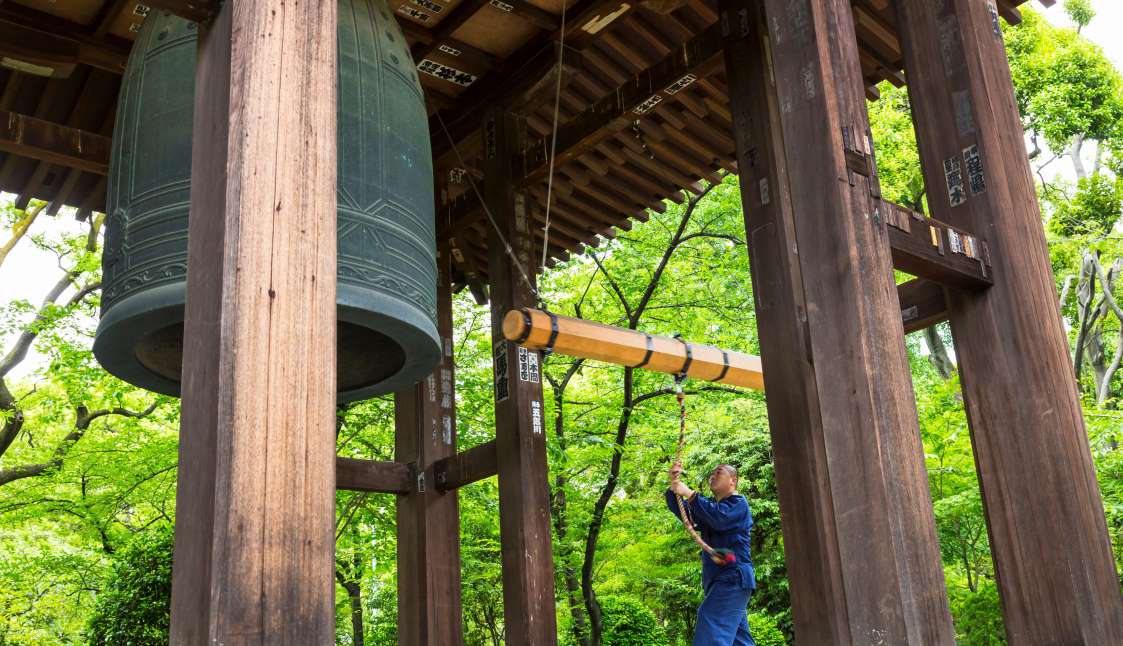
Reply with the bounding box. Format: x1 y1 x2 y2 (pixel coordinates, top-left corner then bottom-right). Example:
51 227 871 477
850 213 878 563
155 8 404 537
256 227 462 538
1069 135 1087 180
924 326 955 380
344 580 363 646
1074 254 1098 379
548 365 591 646
581 368 635 646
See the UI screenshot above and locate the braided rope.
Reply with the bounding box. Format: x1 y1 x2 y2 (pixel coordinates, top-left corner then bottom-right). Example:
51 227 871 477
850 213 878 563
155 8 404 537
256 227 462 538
671 380 720 561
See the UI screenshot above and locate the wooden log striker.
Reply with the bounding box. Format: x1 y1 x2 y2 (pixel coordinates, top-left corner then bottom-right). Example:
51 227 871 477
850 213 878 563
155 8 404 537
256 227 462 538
502 307 765 390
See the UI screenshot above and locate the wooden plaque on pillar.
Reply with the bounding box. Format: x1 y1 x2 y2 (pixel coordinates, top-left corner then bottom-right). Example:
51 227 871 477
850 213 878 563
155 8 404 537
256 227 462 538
484 109 559 645
721 0 954 642
894 0 1123 641
169 0 338 643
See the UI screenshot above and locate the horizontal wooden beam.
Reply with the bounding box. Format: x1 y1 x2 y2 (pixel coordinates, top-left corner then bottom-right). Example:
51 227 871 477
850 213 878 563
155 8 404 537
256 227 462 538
430 0 637 162
433 440 497 491
521 21 725 185
884 201 992 289
0 10 129 75
142 0 221 23
0 110 110 175
336 457 412 494
898 278 949 334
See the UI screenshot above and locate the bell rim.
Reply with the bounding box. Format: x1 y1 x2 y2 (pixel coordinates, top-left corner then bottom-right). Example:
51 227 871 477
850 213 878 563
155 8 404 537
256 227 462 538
93 281 442 404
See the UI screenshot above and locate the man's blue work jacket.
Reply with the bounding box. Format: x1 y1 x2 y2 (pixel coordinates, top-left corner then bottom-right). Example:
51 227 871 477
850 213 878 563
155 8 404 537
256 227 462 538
665 489 757 592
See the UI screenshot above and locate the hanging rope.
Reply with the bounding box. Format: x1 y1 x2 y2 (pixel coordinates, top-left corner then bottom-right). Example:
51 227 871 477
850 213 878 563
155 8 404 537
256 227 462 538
436 111 540 303
671 375 736 566
541 0 568 274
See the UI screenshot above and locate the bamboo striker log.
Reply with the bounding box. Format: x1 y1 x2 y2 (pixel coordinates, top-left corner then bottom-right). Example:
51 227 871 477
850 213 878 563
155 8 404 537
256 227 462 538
502 308 765 391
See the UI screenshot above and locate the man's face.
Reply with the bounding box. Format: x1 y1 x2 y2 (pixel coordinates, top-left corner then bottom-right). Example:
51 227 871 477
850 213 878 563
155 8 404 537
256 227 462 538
708 466 736 498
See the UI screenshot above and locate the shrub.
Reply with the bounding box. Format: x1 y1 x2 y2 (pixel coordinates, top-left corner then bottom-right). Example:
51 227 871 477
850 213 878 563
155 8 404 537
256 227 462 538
86 526 173 645
950 579 1007 645
747 612 786 646
598 595 667 646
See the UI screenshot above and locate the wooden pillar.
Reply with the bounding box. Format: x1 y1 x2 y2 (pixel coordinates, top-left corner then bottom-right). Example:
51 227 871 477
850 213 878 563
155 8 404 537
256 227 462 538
893 1 1123 641
168 1 337 643
719 0 954 642
395 255 464 646
484 108 558 645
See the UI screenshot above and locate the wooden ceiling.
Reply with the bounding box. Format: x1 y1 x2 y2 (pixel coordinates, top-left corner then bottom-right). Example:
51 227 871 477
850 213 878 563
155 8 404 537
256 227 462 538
0 0 1045 274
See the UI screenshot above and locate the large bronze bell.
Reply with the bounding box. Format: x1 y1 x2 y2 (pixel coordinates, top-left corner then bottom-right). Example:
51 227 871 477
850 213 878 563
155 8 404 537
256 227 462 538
95 1 440 403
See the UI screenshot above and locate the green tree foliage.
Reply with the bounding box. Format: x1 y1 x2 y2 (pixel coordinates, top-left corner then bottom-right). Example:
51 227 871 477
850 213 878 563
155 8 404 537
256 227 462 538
1064 0 1095 31
948 579 1007 646
1006 10 1123 152
1048 173 1123 236
594 596 665 646
86 526 173 645
746 613 785 646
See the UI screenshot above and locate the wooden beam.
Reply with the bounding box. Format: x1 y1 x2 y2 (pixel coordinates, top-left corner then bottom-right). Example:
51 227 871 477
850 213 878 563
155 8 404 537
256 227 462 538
168 1 337 642
434 439 498 491
336 457 411 494
0 110 110 175
898 279 948 334
521 22 725 185
143 0 221 23
395 258 464 646
883 201 991 289
895 0 1123 641
721 0 954 641
430 0 636 161
0 8 130 75
503 308 765 389
484 109 558 645
410 0 488 66
440 186 993 291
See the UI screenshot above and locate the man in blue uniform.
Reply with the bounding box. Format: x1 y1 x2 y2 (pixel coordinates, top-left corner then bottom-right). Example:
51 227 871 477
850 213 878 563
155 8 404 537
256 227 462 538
666 462 756 646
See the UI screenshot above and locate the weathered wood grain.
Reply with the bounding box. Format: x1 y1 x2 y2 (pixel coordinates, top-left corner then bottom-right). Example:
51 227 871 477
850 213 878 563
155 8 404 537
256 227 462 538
898 279 949 334
168 0 337 642
434 439 498 491
143 0 220 23
722 0 954 641
895 0 1123 641
485 109 559 646
395 258 464 646
0 110 109 175
335 457 411 494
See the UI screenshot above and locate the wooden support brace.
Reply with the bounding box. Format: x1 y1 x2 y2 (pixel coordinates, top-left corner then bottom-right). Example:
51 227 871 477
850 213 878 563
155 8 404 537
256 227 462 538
0 110 109 175
883 201 991 289
0 8 130 75
433 439 499 491
142 0 221 23
335 457 411 494
898 279 949 334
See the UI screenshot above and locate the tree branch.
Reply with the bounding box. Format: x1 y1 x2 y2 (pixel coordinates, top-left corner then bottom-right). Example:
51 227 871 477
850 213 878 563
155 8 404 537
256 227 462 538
590 252 631 320
0 274 100 381
0 401 159 487
0 202 46 270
